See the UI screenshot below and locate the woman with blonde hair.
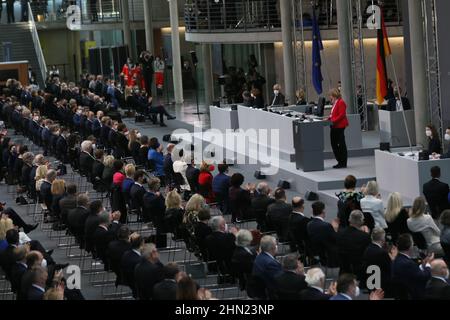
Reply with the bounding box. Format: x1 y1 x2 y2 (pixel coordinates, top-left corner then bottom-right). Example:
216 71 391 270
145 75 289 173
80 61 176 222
0 217 31 250
102 155 115 188
384 192 410 243
360 181 387 229
328 88 349 169
128 129 141 162
407 197 443 255
35 164 48 191
164 189 185 238
51 179 66 221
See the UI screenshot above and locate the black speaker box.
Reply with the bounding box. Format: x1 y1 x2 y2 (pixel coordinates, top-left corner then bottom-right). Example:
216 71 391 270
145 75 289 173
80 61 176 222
277 180 291 189
305 191 319 201
254 171 266 180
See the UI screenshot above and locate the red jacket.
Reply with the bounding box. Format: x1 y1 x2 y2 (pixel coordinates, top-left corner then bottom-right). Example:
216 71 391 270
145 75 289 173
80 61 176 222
330 98 349 129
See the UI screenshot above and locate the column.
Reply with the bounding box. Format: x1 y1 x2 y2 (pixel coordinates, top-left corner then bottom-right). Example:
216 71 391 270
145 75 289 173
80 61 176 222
169 0 184 104
280 0 295 104
408 0 429 146
336 0 355 113
202 44 214 107
121 0 134 61
143 0 154 53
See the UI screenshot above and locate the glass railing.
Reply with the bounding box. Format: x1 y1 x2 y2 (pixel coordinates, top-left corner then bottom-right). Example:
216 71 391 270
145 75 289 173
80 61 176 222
31 0 180 25
184 0 403 33
28 2 48 85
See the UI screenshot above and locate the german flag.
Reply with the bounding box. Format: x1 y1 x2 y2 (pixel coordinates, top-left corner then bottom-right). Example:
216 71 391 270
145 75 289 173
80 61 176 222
376 9 392 104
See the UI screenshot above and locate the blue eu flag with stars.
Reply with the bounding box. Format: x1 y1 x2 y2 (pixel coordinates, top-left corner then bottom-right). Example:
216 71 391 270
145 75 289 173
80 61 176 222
312 9 324 95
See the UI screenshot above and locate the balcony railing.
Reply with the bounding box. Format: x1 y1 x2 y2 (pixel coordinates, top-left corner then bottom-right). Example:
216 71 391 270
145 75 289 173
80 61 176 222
184 0 403 33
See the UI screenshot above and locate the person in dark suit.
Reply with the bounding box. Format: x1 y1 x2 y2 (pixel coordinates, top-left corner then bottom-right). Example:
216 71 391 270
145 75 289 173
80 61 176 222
251 182 275 231
92 211 116 267
392 233 433 300
231 229 257 290
129 170 147 217
66 194 90 248
55 128 69 163
185 161 200 194
58 183 78 226
106 226 131 286
138 136 150 167
9 246 28 296
134 243 165 300
266 188 292 242
423 166 450 219
143 178 166 235
115 124 131 159
307 201 339 267
300 268 335 300
387 91 411 111
229 173 255 223
252 235 283 293
193 208 212 262
250 88 265 109
273 254 307 300
84 200 103 254
6 0 15 23
27 266 48 300
39 170 56 212
426 124 442 155
269 84 286 107
91 149 105 187
92 111 103 139
362 228 395 296
153 263 180 300
288 197 311 255
336 210 371 278
425 259 450 300
120 233 144 297
330 273 384 300
205 216 237 275
79 140 95 178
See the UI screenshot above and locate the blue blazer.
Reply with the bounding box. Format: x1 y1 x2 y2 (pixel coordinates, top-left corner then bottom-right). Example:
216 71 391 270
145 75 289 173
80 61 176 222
330 293 352 300
392 253 431 299
252 252 283 290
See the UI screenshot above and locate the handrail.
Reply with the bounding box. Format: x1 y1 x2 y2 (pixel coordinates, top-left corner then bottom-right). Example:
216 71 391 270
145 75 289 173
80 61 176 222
28 2 48 86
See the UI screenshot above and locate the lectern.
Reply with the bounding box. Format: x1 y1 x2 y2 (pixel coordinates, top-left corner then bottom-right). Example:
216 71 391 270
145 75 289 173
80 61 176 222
293 120 331 172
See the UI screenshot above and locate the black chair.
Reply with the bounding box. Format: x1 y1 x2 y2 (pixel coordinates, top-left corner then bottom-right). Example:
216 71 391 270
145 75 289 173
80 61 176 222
246 274 267 300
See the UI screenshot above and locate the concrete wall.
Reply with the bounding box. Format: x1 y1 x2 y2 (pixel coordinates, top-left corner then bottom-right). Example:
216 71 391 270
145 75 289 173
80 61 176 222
274 37 405 104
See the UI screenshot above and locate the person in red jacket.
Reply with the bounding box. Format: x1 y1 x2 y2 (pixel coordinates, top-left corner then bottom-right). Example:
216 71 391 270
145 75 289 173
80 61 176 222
328 88 349 169
198 162 215 203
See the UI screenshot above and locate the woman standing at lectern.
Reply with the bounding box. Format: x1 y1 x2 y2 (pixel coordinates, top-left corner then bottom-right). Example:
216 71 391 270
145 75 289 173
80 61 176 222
328 88 349 169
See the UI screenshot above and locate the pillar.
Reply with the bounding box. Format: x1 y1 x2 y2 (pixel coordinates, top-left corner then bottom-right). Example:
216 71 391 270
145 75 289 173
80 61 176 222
408 0 429 146
169 0 184 104
202 44 214 106
143 0 154 53
121 0 134 61
280 0 295 104
336 0 355 113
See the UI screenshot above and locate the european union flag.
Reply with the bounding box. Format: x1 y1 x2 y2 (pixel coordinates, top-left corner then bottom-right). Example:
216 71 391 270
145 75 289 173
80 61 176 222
312 9 324 95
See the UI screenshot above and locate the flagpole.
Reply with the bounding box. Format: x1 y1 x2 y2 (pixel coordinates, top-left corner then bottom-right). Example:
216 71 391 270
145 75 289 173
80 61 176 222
388 55 414 154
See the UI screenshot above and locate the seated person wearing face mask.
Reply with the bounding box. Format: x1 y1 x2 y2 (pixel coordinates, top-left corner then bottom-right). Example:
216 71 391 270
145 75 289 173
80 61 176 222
441 127 450 159
270 84 286 107
426 125 442 155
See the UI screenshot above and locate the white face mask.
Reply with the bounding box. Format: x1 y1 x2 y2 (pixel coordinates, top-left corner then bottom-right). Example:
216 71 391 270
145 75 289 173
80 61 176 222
92 144 96 150
354 286 360 298
77 110 82 115
224 223 228 233
445 134 450 142
426 130 432 137
446 270 450 279
274 90 279 95
137 132 142 139
41 259 47 268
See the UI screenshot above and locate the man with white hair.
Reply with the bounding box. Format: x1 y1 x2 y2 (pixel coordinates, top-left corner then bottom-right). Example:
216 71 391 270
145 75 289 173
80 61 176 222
134 243 164 300
252 235 282 293
425 259 450 300
251 182 275 231
336 210 371 277
79 140 94 177
300 267 336 300
231 229 256 290
205 216 237 276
